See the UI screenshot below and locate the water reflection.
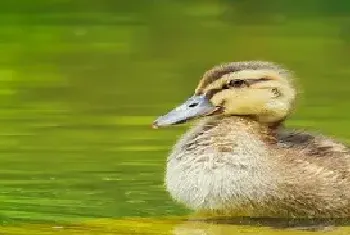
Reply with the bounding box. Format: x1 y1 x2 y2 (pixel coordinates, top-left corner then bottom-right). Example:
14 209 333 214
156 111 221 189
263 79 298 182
3 215 350 234
5 217 349 235
172 216 350 235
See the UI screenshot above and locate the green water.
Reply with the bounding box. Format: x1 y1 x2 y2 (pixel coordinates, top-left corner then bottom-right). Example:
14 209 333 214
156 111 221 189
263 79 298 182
1 0 350 233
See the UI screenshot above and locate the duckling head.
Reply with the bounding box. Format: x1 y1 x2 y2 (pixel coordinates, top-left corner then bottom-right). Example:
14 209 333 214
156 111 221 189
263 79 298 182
153 61 295 128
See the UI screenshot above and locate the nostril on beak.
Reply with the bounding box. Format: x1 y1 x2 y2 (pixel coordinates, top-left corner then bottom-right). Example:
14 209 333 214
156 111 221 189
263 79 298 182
189 102 199 108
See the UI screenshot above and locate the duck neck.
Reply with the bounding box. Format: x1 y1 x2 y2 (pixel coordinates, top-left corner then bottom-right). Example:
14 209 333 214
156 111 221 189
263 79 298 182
178 115 284 155
201 115 282 145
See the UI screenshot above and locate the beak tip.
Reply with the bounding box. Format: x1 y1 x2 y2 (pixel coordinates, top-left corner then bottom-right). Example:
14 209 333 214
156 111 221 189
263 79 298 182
152 121 159 129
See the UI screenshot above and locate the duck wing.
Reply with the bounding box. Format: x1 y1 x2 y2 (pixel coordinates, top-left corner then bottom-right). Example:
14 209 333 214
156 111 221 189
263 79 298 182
276 128 350 177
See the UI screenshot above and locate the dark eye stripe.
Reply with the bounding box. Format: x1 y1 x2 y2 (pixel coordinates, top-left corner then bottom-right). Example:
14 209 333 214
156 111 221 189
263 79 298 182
206 88 223 99
246 78 271 84
205 78 271 99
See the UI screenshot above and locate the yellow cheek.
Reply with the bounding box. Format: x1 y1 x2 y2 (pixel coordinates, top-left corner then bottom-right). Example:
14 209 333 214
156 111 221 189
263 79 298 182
224 99 260 115
209 90 232 106
210 90 275 115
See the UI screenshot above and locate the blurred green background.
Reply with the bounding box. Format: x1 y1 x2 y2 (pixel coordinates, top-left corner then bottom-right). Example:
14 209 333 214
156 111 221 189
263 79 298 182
0 0 350 225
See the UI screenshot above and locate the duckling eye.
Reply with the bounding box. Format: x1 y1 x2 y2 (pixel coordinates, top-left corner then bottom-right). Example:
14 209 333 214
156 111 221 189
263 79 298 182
221 79 247 90
229 79 246 88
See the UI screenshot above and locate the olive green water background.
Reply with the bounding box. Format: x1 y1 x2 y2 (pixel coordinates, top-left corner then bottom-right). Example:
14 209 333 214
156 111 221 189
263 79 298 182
1 0 350 233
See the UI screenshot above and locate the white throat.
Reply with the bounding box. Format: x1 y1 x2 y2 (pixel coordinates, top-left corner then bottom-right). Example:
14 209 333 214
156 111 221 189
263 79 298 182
165 116 278 212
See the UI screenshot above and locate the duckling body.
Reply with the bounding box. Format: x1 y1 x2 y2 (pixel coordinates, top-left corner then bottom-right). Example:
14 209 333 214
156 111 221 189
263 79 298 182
154 61 350 218
166 116 350 217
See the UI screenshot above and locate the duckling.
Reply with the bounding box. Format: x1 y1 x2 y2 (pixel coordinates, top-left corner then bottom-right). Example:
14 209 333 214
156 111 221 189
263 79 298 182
153 61 350 218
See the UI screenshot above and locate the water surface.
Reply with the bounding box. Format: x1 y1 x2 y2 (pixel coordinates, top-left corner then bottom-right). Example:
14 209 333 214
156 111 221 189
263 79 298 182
0 0 350 234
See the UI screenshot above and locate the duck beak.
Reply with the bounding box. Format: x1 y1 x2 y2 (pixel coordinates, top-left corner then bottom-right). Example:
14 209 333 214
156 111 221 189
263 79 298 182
153 95 217 128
